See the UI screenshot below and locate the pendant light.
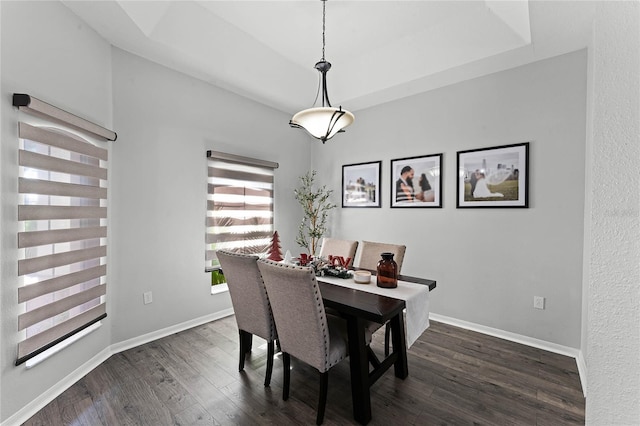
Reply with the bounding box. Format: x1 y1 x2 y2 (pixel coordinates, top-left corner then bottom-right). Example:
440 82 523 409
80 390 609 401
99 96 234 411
289 0 354 143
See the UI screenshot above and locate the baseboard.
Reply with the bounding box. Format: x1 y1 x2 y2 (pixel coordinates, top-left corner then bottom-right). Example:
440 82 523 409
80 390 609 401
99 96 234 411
429 313 587 397
1 308 235 426
429 313 580 357
110 308 235 354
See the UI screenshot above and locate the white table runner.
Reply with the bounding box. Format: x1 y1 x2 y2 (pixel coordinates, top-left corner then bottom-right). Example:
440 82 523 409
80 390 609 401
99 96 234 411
317 275 430 348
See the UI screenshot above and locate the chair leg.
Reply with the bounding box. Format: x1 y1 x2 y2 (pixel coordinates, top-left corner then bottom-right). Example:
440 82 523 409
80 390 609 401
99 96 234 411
384 322 391 357
238 330 248 371
243 331 253 353
246 332 253 352
316 371 329 425
264 341 275 387
283 353 291 401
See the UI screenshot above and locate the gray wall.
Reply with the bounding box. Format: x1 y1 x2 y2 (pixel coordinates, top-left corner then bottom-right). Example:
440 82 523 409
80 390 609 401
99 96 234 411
109 48 309 343
312 50 587 349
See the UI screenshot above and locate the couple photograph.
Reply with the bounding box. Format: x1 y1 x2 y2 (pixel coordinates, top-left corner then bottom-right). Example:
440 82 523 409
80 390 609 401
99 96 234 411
467 169 509 199
457 143 529 208
391 154 442 208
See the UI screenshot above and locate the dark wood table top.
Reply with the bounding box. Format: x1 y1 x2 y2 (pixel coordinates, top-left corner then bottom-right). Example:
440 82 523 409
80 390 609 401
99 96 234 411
317 281 406 324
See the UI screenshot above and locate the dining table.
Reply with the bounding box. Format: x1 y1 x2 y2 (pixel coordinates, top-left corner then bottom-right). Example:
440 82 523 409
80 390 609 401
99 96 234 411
316 271 436 425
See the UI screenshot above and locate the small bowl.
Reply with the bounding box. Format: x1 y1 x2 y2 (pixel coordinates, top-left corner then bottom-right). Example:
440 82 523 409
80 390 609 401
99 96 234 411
353 271 371 284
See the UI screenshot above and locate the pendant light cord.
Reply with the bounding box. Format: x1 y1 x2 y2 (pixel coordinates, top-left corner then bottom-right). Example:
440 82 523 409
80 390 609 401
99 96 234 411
312 0 327 107
322 0 326 61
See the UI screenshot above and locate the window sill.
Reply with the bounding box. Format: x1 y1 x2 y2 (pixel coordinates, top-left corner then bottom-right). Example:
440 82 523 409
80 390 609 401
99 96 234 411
211 283 229 295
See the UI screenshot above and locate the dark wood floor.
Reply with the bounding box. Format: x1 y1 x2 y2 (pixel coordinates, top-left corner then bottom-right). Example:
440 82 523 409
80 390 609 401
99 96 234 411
23 317 585 425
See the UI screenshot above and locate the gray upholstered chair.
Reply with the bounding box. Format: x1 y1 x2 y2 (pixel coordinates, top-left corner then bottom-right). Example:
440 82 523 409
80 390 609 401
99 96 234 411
216 250 278 387
354 241 407 356
257 259 360 425
318 237 358 267
354 240 406 272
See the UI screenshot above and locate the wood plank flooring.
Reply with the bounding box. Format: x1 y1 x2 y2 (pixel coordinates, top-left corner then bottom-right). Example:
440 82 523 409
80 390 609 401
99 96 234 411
23 318 585 425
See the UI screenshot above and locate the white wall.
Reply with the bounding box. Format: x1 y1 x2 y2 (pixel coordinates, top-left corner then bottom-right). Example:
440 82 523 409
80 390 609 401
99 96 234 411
313 50 587 349
585 2 640 423
0 1 113 422
109 48 309 344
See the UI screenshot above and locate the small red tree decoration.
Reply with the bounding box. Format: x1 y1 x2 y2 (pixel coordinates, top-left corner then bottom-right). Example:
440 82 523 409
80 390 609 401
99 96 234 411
266 231 283 261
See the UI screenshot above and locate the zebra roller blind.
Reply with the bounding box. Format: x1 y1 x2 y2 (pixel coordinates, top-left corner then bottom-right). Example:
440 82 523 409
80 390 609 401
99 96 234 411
206 151 278 269
16 122 108 365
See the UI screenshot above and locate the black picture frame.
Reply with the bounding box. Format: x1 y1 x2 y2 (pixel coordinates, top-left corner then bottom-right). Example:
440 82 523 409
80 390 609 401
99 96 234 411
390 154 443 208
342 161 381 208
456 142 529 208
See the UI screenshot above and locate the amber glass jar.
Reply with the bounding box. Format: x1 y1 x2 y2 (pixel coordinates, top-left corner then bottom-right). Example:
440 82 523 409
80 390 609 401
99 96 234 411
376 252 398 288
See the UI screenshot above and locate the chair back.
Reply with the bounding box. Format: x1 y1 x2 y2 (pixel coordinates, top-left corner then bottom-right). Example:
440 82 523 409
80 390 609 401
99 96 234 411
257 260 338 373
216 250 277 341
354 241 406 273
318 238 358 267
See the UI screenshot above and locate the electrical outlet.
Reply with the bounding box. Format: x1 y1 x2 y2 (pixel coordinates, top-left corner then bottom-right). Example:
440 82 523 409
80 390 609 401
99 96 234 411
534 296 545 310
143 291 153 305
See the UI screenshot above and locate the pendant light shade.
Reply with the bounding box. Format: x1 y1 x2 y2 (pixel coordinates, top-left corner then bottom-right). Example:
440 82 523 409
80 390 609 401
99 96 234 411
290 107 355 142
290 1 354 143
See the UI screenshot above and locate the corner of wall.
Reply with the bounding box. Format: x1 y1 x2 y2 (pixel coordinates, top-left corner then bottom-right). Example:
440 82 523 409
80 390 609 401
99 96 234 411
576 349 587 397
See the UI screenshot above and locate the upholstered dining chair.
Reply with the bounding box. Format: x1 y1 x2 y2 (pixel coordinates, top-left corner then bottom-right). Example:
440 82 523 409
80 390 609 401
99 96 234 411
353 240 406 272
257 259 362 425
354 241 407 356
318 237 358 267
216 250 278 387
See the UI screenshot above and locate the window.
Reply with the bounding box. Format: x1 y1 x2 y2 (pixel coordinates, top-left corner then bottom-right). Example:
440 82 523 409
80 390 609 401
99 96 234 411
205 150 278 270
14 98 113 365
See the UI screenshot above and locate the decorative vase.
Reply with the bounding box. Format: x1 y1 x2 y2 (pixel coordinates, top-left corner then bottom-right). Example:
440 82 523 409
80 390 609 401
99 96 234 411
376 252 398 288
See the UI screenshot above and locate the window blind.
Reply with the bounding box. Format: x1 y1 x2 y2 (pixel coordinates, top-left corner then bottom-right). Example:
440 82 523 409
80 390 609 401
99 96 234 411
206 151 278 269
16 122 108 365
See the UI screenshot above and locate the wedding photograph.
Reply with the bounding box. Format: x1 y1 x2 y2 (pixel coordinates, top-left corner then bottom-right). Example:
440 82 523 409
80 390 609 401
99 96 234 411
391 154 442 208
457 143 529 208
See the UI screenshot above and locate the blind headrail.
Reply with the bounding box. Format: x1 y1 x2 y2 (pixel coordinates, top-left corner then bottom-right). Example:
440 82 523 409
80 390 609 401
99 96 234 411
13 94 117 142
207 150 278 169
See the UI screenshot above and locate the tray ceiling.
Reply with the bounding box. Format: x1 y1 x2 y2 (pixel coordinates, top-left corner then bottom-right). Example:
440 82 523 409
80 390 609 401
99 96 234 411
62 1 595 114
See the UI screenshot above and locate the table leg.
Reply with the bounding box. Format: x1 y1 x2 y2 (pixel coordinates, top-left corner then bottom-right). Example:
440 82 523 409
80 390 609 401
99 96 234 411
346 315 372 425
390 313 408 379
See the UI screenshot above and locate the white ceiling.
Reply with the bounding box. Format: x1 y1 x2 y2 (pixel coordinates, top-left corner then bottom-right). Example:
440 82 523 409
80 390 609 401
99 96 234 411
61 1 595 114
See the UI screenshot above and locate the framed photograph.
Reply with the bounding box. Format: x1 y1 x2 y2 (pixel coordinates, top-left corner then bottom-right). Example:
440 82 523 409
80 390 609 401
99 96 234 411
457 142 529 208
391 154 442 208
342 161 381 208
